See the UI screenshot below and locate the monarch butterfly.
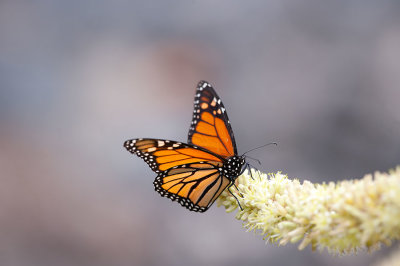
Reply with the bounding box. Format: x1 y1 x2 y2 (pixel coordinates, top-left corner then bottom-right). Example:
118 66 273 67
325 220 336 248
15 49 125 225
124 81 249 212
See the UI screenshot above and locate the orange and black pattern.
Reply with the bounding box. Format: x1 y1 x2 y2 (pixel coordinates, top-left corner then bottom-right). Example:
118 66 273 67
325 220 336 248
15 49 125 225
155 161 229 212
124 81 245 212
124 138 223 173
188 81 237 158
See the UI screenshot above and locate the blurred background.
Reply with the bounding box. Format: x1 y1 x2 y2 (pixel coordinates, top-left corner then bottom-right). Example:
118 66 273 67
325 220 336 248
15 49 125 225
1 1 400 266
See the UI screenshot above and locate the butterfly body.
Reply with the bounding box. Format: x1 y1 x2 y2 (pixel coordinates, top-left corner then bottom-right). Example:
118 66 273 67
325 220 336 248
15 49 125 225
221 156 246 180
124 81 246 212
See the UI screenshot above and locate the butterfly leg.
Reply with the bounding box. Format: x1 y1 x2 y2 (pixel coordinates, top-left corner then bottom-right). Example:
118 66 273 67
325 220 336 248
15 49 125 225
239 163 248 175
227 183 243 211
240 163 255 180
247 163 263 180
247 164 254 180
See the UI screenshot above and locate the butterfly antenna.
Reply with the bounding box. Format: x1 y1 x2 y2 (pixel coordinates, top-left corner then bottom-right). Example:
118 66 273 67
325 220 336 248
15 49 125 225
242 142 277 156
244 155 261 165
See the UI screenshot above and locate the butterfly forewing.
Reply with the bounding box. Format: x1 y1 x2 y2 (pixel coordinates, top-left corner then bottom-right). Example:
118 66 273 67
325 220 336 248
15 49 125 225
124 138 222 172
188 81 238 158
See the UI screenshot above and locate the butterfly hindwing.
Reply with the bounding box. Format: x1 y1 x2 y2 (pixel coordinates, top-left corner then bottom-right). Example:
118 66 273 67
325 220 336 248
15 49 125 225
124 138 232 212
154 162 230 212
188 81 237 158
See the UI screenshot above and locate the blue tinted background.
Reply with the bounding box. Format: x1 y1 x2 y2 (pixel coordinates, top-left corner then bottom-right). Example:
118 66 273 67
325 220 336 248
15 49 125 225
1 1 400 266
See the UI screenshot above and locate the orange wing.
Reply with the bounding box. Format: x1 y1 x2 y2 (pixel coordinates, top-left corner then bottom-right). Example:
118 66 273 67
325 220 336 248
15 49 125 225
124 138 223 173
188 81 237 158
124 138 231 212
155 161 230 212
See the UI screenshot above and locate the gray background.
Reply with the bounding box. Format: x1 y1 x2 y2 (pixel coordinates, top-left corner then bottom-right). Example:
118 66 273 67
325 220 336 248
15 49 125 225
1 1 399 266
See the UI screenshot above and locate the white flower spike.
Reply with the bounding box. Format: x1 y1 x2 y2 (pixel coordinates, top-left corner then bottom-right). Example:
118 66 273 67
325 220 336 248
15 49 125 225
218 166 400 254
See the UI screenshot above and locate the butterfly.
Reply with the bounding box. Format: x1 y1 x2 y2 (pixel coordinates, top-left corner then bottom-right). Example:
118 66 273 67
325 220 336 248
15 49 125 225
124 81 249 212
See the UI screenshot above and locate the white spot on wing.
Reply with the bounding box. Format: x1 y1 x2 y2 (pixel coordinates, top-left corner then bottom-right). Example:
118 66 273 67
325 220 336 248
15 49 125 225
157 140 165 147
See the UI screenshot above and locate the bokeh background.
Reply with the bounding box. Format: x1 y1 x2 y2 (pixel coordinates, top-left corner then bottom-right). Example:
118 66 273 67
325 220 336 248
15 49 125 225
1 1 400 266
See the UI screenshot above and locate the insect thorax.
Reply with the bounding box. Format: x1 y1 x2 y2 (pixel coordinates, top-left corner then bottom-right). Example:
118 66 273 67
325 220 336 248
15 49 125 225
222 155 245 181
